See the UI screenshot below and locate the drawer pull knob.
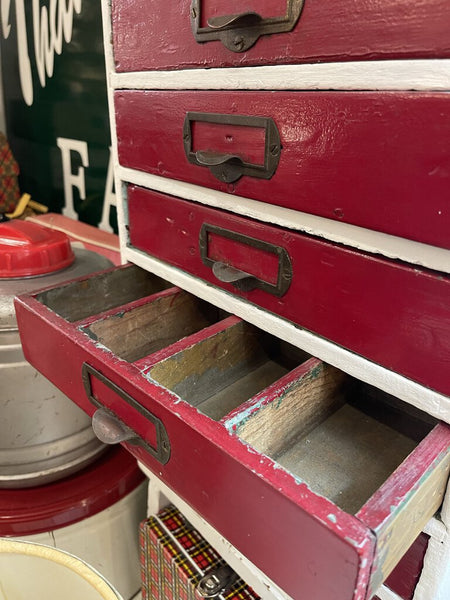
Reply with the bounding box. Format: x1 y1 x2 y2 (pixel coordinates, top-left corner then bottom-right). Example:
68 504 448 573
82 363 171 465
191 1 305 52
212 261 253 284
184 112 281 183
92 409 137 444
207 12 260 31
195 151 244 183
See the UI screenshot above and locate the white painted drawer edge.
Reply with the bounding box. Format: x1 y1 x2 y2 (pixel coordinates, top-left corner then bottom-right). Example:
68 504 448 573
116 167 450 275
110 59 450 93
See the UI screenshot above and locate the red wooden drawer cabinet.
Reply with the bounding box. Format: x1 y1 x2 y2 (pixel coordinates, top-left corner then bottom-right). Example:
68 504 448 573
15 1 450 599
14 264 450 600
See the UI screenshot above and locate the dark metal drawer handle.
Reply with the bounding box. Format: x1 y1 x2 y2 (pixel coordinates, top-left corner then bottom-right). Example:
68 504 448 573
82 363 171 465
212 262 253 284
92 409 137 444
199 224 293 296
194 151 246 184
190 0 305 52
183 112 281 183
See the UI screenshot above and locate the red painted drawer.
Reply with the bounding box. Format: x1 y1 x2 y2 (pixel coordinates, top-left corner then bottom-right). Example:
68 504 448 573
111 0 450 72
384 532 430 600
126 185 450 397
14 263 450 600
115 90 450 249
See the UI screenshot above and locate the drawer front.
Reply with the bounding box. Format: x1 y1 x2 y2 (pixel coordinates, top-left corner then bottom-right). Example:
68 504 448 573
384 532 429 600
111 0 450 72
14 265 450 599
115 90 450 249
127 186 450 397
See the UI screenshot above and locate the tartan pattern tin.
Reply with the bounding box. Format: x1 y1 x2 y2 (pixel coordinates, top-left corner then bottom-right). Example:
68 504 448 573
0 132 20 213
140 505 260 600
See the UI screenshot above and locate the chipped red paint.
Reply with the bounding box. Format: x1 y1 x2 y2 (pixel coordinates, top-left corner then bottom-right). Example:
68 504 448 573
115 90 450 250
14 264 450 599
357 423 450 595
111 0 450 72
221 356 324 430
357 426 450 528
127 186 450 397
14 278 366 599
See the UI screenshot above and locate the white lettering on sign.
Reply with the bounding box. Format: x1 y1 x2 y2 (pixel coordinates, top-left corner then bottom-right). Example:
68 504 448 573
57 138 116 230
57 136 89 220
1 0 82 106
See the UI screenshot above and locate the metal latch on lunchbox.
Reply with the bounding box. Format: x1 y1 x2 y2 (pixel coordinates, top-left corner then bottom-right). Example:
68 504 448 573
197 565 238 598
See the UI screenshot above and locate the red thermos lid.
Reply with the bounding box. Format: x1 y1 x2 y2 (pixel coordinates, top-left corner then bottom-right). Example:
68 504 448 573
0 220 75 278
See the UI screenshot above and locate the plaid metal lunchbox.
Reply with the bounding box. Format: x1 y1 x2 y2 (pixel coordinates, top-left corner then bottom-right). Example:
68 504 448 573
0 132 20 214
140 505 260 600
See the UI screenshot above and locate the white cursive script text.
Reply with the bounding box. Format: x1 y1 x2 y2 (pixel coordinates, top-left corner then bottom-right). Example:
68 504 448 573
1 0 82 106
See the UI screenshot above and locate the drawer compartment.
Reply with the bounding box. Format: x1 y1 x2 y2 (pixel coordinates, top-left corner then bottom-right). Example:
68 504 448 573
147 318 309 421
127 186 450 397
15 263 450 600
81 286 225 362
110 0 450 72
115 90 450 249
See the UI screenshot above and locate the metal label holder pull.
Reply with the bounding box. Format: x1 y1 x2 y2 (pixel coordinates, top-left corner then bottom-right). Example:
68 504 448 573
190 0 305 52
199 223 293 297
82 363 171 465
183 112 281 183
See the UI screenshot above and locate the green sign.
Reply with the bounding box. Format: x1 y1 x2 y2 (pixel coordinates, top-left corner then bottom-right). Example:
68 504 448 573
0 0 116 231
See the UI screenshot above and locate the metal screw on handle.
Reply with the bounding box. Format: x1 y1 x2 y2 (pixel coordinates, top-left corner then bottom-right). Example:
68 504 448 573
91 408 137 445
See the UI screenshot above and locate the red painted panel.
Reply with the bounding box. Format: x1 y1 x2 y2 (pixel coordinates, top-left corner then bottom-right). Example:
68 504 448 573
115 90 450 249
127 187 450 396
199 0 284 25
14 286 372 600
385 532 429 600
111 0 450 72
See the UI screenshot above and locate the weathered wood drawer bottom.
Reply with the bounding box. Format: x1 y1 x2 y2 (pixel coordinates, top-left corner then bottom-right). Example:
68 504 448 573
15 264 450 600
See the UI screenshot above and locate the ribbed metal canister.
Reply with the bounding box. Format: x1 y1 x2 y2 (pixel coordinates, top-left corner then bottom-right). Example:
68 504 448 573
0 220 113 487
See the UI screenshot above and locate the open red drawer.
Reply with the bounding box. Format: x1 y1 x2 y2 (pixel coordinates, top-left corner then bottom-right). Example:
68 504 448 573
15 263 450 600
111 0 450 72
126 185 450 398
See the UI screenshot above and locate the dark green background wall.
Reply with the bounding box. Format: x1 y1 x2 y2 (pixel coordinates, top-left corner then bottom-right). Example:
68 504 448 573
0 1 116 230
